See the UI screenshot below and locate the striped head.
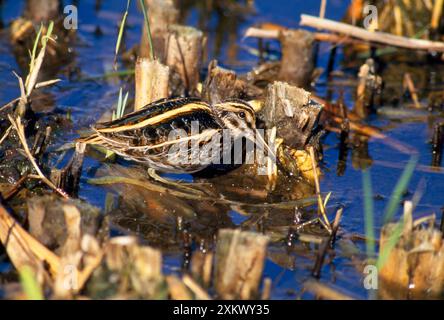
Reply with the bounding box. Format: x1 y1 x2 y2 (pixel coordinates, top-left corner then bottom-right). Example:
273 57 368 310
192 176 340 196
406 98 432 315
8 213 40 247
213 100 275 158
213 100 257 134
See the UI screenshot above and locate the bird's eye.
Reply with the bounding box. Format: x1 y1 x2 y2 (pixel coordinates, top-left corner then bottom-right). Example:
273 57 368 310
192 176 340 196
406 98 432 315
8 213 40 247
239 112 246 119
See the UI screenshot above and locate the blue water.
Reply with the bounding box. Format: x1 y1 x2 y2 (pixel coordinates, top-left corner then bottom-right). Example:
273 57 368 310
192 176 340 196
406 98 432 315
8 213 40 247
1 0 443 299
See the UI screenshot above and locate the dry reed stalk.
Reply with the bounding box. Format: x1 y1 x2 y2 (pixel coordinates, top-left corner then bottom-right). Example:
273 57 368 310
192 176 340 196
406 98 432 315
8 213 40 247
319 0 327 19
300 14 444 52
0 126 12 146
261 278 272 300
423 0 433 10
0 98 20 113
245 27 362 46
393 4 403 36
347 0 364 25
431 0 444 30
403 73 422 109
35 79 61 89
266 126 278 191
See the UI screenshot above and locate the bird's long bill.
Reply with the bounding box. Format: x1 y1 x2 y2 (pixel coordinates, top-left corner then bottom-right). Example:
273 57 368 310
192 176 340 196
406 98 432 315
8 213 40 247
246 128 276 161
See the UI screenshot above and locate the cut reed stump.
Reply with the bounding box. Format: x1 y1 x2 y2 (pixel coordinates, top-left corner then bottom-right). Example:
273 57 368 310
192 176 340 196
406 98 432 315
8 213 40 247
134 58 170 111
166 25 204 95
378 202 444 299
278 30 315 88
25 0 60 22
190 251 213 288
354 59 382 118
139 0 179 60
214 229 269 300
0 197 60 279
201 60 246 104
260 81 322 149
166 275 193 300
87 236 167 299
27 195 101 255
50 142 86 197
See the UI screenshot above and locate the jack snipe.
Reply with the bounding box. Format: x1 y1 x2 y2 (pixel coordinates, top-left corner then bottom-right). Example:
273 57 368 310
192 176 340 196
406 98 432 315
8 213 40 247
79 97 274 173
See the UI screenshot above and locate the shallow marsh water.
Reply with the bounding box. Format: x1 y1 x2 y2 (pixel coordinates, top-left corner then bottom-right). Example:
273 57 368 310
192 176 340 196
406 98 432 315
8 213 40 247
0 0 443 299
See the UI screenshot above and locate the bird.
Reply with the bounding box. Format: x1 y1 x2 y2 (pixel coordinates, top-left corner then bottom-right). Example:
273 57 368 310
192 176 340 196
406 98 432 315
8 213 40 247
78 97 274 174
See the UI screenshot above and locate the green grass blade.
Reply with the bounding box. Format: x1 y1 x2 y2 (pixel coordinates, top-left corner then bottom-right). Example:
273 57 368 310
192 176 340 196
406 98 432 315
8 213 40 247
323 191 332 208
376 220 404 270
106 88 128 159
18 266 44 300
42 21 54 48
29 23 43 70
121 91 129 118
116 87 123 119
362 169 375 259
115 0 131 59
382 156 418 224
139 0 155 60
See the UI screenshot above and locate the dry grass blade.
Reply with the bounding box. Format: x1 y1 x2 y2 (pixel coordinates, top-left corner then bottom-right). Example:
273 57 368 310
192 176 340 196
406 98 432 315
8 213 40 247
403 73 422 109
303 280 355 300
35 79 62 89
0 97 20 112
166 275 193 300
431 0 444 30
26 49 46 96
309 146 331 232
8 115 69 199
261 278 272 300
319 0 327 19
12 71 26 100
182 274 211 300
0 126 12 146
0 201 60 278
